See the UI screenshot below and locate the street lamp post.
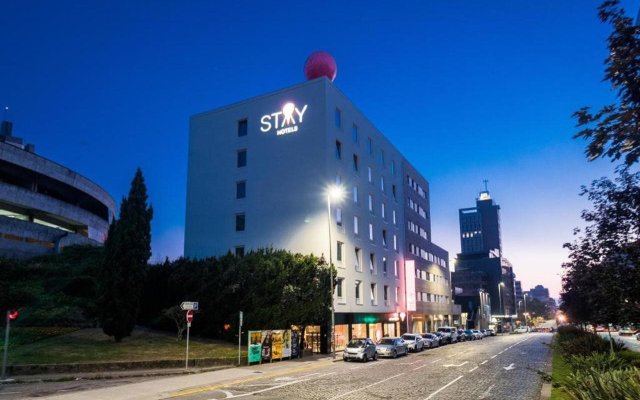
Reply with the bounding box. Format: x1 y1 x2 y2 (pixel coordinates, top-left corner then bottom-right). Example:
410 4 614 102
326 185 344 359
523 293 528 327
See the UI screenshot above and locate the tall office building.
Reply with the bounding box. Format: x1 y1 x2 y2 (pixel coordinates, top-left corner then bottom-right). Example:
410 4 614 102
185 61 457 351
453 188 516 323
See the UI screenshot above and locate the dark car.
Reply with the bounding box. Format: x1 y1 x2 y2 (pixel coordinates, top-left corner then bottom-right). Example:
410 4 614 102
432 332 448 345
464 329 477 340
421 333 440 348
457 329 467 342
343 338 377 362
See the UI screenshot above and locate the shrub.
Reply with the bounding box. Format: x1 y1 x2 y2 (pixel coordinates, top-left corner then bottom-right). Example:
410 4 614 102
560 332 624 358
563 368 640 400
567 352 626 372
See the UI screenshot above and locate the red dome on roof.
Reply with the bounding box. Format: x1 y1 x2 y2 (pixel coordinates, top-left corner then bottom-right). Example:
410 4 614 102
304 51 337 81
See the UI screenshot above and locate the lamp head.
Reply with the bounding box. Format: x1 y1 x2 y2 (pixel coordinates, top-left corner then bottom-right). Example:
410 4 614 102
328 185 345 202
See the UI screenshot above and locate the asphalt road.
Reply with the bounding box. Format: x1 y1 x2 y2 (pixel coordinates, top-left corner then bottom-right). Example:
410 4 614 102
2 333 553 399
599 332 640 352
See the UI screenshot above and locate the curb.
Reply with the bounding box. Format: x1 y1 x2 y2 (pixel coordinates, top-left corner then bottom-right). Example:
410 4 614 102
540 383 552 400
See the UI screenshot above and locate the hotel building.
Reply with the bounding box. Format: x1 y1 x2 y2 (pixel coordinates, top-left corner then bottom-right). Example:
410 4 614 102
185 77 457 351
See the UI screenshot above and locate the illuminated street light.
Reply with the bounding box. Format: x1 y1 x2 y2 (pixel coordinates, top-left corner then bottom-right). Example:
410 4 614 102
326 184 344 359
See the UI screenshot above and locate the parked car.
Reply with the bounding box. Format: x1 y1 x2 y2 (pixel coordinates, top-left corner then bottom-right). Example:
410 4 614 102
401 333 425 352
437 327 459 344
432 332 447 345
472 329 485 339
376 337 408 358
619 327 637 336
457 329 467 342
343 338 377 362
514 326 528 334
463 329 477 340
485 329 496 336
421 333 439 348
636 332 640 341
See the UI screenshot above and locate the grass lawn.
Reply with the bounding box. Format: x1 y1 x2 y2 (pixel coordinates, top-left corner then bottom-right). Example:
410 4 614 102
550 337 572 400
1 327 246 365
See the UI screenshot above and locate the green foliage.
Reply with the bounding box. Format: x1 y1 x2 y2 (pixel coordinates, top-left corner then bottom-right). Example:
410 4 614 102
566 352 626 373
139 249 332 342
563 368 640 400
98 168 153 343
573 0 640 166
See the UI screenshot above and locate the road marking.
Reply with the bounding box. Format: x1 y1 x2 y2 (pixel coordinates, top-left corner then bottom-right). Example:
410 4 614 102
503 363 515 371
222 378 311 398
468 366 478 372
443 361 469 368
431 358 442 363
481 360 488 365
425 375 464 399
329 373 405 399
219 390 234 398
413 364 427 371
490 355 497 359
478 384 495 399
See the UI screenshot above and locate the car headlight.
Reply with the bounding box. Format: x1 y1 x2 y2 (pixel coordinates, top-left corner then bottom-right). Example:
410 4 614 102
358 348 364 353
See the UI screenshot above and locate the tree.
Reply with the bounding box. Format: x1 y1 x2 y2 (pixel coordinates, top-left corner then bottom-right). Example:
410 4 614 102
98 168 153 342
561 169 640 325
573 0 640 166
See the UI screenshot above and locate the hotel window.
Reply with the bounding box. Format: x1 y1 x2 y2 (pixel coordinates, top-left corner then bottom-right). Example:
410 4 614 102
380 176 385 192
384 285 389 305
335 140 342 160
369 253 375 274
355 280 363 304
352 125 359 144
335 174 342 184
392 184 397 200
336 278 344 301
382 229 387 247
353 186 359 204
336 208 342 226
379 149 385 166
369 223 374 241
235 213 245 232
393 234 398 251
335 108 342 128
368 167 372 183
395 286 399 304
355 247 362 272
234 246 244 257
237 149 247 168
236 181 246 199
336 241 343 261
368 137 373 155
382 256 387 274
368 194 373 213
381 203 386 219
354 216 359 235
391 160 396 176
370 283 377 305
394 260 398 277
238 119 248 137
393 210 397 225
353 154 359 172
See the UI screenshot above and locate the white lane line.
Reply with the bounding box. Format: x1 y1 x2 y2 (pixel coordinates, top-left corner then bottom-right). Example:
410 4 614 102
490 355 497 359
223 378 311 398
220 390 234 398
329 373 405 400
478 384 495 399
425 375 464 399
468 366 478 372
413 364 427 371
443 361 469 368
431 358 442 364
481 360 488 365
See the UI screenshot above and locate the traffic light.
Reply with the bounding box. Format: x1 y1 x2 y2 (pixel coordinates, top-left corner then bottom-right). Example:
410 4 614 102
7 310 19 321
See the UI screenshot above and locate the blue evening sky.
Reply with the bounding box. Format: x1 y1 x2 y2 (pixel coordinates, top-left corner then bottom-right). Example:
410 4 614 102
2 1 636 298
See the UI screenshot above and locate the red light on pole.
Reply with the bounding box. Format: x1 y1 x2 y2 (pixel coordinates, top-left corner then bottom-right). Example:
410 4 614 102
7 310 18 321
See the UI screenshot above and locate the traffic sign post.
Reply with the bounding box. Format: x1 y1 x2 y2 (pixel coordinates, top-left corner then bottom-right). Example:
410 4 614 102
185 310 193 369
2 310 19 381
180 302 199 311
238 311 243 366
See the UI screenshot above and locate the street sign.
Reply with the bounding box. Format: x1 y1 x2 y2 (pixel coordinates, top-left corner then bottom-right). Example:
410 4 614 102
186 310 193 323
239 311 243 326
180 301 199 311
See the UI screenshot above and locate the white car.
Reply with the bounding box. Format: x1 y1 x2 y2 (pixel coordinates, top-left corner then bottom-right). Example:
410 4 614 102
514 326 528 334
401 333 425 352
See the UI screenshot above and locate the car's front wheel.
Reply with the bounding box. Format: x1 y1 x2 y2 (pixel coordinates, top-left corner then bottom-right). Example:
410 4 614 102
363 354 368 363
392 350 397 359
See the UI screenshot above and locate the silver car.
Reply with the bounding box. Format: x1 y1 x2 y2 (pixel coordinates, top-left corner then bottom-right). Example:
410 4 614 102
343 338 377 362
421 333 440 348
376 337 408 358
401 333 425 352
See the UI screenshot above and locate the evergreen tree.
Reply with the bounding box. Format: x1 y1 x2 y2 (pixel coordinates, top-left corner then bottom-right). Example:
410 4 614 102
98 168 153 342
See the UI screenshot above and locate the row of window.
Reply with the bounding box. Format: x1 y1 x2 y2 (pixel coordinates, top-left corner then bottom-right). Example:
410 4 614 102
334 108 397 177
406 175 426 199
336 277 399 307
407 220 428 240
461 230 481 238
415 268 449 286
416 292 450 304
338 215 399 250
335 145 398 200
407 198 427 220
336 242 400 277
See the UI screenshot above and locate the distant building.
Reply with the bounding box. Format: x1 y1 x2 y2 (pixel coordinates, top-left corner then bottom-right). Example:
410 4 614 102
0 120 116 259
453 187 516 320
528 285 550 303
515 280 523 305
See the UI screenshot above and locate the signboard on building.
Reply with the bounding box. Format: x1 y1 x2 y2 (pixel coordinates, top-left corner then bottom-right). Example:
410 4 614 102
260 102 308 136
405 260 416 312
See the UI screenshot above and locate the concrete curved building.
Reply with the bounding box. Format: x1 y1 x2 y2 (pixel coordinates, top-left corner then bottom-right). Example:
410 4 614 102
0 120 116 259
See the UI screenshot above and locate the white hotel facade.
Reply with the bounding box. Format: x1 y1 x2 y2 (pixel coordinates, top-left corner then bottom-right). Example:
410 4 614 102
185 77 459 351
